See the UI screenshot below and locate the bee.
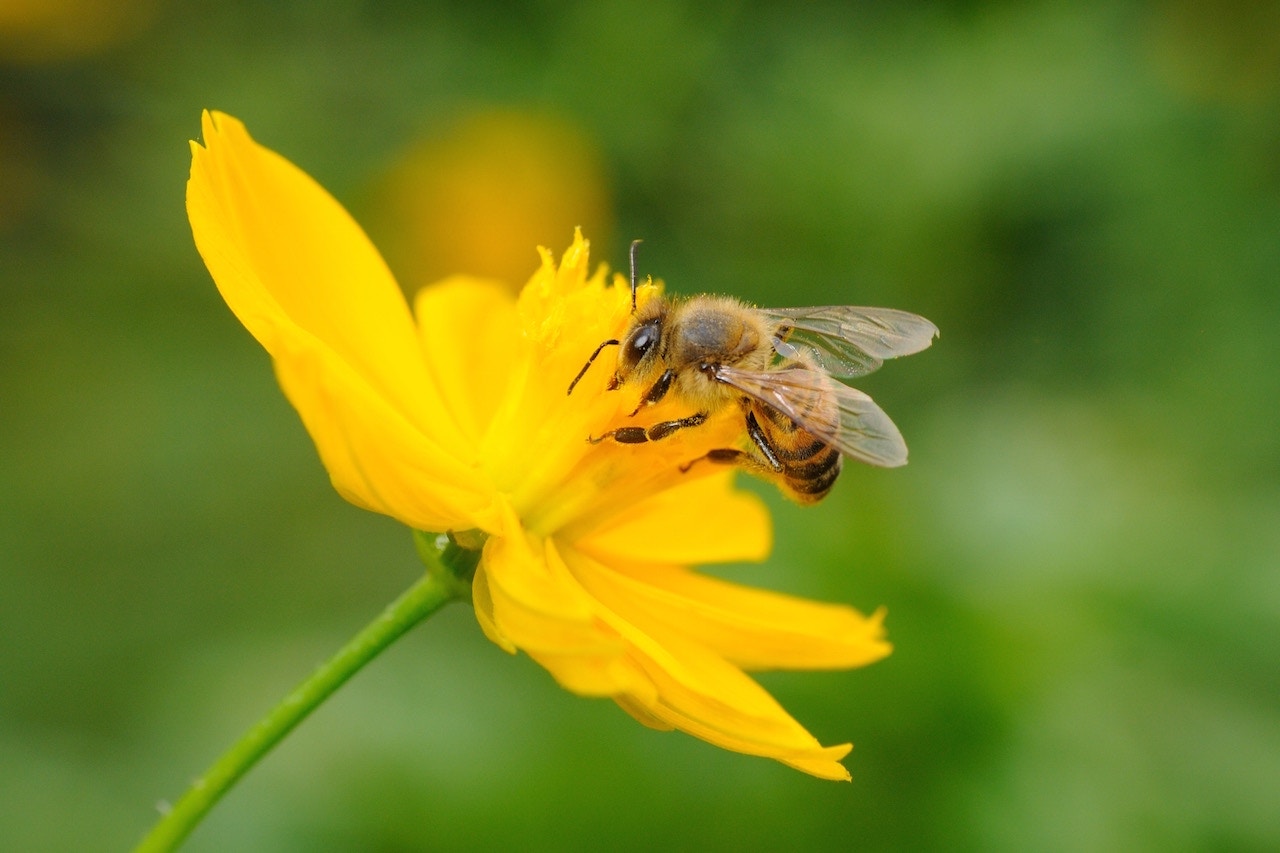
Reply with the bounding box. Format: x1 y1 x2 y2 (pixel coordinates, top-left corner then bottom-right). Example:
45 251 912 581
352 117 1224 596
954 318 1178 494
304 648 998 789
567 241 937 503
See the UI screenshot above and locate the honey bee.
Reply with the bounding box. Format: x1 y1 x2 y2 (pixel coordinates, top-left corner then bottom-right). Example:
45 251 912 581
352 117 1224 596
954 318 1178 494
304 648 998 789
568 241 938 503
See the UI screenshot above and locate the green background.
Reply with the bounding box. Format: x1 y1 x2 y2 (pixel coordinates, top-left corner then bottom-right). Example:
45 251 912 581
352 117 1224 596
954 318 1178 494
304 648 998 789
3 1 1278 850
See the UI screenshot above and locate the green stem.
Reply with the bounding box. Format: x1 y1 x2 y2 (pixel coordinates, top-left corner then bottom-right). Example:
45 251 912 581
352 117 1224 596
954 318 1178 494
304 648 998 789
134 536 478 853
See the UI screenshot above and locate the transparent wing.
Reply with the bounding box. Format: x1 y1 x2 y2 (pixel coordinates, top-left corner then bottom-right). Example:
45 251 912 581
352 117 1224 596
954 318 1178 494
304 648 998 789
765 306 939 379
714 364 910 467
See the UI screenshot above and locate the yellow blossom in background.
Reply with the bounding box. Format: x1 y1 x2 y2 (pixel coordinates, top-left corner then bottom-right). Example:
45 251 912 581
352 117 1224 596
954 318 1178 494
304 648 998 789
1143 0 1280 103
186 111 890 780
369 110 613 293
0 0 157 63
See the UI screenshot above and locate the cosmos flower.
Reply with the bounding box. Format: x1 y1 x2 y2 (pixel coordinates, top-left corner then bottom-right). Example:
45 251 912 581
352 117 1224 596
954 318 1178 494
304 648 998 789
186 110 890 780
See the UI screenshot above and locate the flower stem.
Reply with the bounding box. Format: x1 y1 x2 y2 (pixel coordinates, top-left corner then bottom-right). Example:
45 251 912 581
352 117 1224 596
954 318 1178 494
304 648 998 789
134 536 478 853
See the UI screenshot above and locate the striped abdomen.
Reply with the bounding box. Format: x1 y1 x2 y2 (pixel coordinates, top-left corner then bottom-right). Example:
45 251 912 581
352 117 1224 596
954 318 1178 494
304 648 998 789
751 371 842 504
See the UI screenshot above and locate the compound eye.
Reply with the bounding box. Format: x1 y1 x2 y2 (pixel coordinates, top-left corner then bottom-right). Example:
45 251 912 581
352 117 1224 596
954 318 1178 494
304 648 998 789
623 322 659 366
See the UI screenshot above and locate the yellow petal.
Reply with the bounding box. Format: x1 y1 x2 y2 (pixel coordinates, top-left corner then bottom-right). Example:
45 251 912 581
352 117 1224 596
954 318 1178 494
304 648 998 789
271 339 496 530
414 276 521 445
187 111 490 529
572 470 772 566
562 547 854 779
587 562 892 671
613 693 675 731
477 504 654 699
470 561 516 654
609 610 853 780
517 228 597 328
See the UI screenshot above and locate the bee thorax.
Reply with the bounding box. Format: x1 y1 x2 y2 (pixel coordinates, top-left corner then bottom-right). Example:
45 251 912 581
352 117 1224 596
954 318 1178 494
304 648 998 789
672 305 760 365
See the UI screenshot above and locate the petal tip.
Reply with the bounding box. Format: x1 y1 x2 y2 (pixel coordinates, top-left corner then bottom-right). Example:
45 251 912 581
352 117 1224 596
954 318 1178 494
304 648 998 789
784 742 854 781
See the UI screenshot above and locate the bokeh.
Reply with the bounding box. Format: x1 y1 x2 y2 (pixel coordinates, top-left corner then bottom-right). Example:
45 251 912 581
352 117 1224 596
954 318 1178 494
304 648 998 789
3 1 1278 850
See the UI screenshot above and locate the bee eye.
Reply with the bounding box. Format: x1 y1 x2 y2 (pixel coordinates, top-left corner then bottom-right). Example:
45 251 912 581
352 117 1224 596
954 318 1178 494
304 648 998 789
624 322 659 365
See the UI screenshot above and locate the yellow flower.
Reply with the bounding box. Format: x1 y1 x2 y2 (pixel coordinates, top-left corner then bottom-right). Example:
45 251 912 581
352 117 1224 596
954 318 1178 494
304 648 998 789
0 0 158 63
369 109 613 292
186 110 891 780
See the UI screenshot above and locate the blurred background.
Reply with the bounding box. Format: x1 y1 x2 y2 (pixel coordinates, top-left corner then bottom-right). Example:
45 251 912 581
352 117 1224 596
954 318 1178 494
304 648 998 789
2 0 1278 850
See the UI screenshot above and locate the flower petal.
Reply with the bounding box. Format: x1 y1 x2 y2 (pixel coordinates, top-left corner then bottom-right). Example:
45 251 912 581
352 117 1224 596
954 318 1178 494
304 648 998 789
612 610 853 780
589 562 891 671
562 546 856 780
271 340 496 529
470 560 517 654
573 470 772 566
414 276 521 446
478 503 654 699
187 111 490 529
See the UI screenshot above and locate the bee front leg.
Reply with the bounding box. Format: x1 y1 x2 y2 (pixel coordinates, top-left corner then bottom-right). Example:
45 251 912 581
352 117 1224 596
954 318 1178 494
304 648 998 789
589 412 708 445
628 369 676 416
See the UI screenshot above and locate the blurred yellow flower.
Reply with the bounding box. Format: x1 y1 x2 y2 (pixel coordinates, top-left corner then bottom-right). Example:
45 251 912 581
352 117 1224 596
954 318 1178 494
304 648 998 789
186 111 889 780
1144 0 1280 102
0 0 157 62
369 109 613 293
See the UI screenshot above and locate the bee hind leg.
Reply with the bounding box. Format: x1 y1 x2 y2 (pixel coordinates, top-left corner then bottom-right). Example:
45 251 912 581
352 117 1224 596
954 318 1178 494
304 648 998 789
679 448 746 473
680 410 786 475
680 447 788 482
744 410 783 471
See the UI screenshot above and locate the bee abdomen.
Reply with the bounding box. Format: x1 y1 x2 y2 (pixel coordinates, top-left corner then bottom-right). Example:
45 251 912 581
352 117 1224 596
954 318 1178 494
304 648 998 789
778 435 827 462
782 445 842 504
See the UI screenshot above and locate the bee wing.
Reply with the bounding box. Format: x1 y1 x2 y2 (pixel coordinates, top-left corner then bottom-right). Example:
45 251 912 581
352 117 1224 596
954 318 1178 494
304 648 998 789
765 306 939 379
714 364 910 468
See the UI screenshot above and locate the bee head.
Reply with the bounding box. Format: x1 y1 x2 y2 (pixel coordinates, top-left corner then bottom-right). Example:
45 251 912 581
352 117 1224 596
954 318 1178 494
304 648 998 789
565 239 661 397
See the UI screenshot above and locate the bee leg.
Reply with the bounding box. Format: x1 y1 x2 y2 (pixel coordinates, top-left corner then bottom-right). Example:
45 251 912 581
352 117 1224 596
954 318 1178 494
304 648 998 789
744 410 784 472
678 448 744 473
647 411 707 440
629 369 675 415
678 410 785 475
589 412 707 445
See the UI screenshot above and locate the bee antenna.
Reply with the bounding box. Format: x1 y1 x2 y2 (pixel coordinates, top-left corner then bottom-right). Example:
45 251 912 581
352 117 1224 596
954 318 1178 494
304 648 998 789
629 238 643 313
